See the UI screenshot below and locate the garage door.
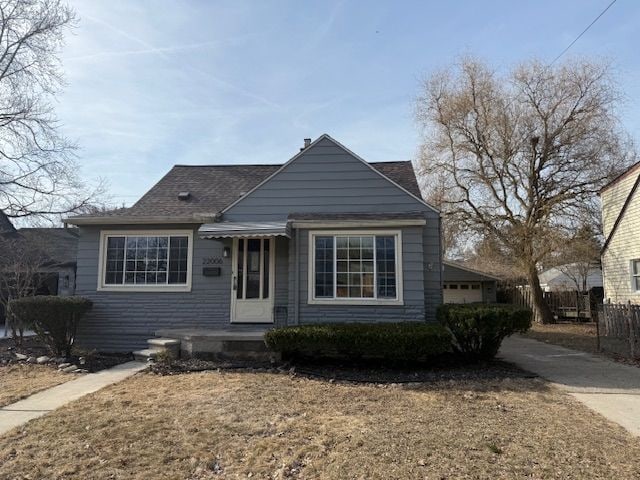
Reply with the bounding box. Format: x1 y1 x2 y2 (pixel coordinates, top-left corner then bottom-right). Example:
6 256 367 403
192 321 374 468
443 283 483 303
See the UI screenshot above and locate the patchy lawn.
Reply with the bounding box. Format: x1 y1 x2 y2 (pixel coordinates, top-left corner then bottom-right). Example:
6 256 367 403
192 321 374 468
0 364 69 407
1 371 640 479
523 322 599 353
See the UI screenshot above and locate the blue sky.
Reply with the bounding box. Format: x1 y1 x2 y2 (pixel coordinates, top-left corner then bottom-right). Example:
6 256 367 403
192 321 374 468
59 0 640 206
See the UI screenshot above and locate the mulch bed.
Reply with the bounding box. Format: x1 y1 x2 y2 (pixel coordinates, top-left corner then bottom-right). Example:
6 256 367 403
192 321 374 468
0 335 133 373
149 356 535 384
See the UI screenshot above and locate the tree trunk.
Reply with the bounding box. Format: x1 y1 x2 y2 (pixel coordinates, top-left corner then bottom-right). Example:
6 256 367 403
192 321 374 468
526 261 554 324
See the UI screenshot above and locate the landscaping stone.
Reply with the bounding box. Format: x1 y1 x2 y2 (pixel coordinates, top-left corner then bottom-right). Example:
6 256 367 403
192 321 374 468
58 362 71 369
14 353 27 361
36 356 50 364
61 365 78 373
26 357 36 364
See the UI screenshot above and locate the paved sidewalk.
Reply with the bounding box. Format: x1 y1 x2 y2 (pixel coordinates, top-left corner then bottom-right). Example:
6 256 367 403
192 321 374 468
0 361 147 436
500 336 640 436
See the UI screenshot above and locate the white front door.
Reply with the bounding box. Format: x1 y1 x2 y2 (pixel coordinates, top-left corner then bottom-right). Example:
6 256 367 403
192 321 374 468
231 237 275 323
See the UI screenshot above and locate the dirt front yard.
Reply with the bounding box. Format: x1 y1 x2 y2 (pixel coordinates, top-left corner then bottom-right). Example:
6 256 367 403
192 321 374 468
1 371 639 479
0 364 69 408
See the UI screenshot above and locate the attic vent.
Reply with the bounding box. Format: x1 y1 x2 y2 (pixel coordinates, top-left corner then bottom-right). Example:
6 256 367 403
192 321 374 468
177 191 191 201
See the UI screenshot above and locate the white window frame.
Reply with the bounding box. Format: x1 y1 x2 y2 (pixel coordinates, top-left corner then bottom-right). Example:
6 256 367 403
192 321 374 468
308 230 403 306
97 229 194 292
631 259 640 293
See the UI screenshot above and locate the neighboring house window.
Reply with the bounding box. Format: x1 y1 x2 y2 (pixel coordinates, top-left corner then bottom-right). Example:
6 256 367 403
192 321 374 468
310 231 402 303
99 231 192 291
632 260 640 292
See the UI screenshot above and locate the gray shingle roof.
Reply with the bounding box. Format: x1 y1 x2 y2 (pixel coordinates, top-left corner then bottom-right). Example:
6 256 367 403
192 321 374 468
69 160 423 222
0 210 16 234
17 228 79 266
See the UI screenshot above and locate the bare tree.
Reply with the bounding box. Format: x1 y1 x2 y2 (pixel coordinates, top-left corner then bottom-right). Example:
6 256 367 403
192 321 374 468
0 0 102 222
416 57 632 323
554 225 602 292
0 233 50 343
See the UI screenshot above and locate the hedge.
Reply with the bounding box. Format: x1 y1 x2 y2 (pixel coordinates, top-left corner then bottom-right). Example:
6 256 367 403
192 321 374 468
264 322 451 362
9 296 93 357
437 304 532 360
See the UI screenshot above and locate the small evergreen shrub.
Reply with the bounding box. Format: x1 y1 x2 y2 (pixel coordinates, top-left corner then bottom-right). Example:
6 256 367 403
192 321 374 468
437 304 532 360
264 322 451 363
9 296 93 357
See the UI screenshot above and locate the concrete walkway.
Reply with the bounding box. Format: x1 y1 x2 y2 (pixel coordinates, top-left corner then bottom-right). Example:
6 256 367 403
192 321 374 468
0 361 147 436
500 336 640 436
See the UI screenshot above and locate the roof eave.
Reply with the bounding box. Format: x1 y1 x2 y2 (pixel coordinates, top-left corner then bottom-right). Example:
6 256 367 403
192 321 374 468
64 215 216 226
443 260 503 281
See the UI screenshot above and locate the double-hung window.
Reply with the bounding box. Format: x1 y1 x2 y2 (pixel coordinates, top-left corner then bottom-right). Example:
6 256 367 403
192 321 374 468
632 259 640 292
310 231 402 304
99 230 192 291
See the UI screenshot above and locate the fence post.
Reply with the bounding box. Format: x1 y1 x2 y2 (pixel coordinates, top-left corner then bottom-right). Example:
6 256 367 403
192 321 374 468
596 301 601 352
628 301 636 359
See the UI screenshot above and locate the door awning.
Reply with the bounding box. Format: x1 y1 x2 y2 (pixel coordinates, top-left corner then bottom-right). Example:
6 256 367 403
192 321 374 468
198 221 290 238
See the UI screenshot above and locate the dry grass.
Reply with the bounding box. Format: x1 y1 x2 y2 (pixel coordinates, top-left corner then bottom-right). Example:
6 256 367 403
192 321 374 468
1 371 640 479
0 364 69 408
523 322 599 353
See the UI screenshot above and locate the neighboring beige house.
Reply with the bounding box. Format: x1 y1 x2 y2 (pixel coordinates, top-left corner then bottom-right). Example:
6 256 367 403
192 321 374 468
601 162 640 303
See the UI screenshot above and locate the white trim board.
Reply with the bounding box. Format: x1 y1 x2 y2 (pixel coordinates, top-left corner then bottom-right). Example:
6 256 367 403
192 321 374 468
307 229 404 306
97 229 194 292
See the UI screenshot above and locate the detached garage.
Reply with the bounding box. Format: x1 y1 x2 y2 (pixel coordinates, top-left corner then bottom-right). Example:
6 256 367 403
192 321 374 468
442 261 500 304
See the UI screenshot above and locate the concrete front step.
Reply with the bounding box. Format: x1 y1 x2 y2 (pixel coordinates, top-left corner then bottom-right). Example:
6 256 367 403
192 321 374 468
132 348 160 362
148 338 180 347
146 338 180 359
153 328 277 361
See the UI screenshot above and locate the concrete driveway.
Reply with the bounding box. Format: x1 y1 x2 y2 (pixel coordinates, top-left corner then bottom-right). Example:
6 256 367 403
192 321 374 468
500 336 640 436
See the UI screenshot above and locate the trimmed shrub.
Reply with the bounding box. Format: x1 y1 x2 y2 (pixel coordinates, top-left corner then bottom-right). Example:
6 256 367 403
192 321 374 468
437 304 532 360
264 322 451 363
9 296 93 357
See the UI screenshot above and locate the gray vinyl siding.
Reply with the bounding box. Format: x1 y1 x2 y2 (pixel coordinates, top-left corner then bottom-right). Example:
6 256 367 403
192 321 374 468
295 226 427 323
223 136 442 325
75 137 443 350
75 224 285 351
423 219 442 321
223 137 437 221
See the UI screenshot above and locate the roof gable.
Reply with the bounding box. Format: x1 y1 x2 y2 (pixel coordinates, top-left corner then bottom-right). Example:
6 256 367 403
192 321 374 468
222 134 435 217
67 135 429 224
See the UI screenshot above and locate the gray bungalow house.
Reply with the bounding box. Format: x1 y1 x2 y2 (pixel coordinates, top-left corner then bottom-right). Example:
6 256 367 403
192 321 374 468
66 135 442 355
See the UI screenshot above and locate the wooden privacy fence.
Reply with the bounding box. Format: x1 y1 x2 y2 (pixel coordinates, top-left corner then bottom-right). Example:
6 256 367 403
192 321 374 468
504 286 598 323
598 302 640 358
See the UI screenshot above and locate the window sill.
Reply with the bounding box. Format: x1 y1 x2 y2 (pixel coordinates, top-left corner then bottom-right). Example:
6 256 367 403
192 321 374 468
97 285 192 293
308 298 404 306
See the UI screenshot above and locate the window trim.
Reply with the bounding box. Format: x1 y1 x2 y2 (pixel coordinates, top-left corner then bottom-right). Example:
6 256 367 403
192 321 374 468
307 229 403 306
97 229 194 292
631 259 640 293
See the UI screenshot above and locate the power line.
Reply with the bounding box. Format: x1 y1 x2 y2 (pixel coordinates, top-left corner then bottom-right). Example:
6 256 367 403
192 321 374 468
550 0 617 65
